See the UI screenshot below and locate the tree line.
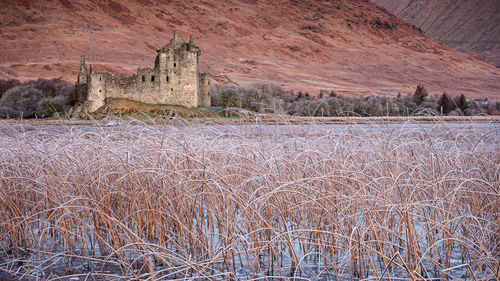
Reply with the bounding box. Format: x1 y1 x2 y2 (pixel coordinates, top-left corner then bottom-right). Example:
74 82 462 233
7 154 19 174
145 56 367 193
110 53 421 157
0 78 76 118
212 83 498 117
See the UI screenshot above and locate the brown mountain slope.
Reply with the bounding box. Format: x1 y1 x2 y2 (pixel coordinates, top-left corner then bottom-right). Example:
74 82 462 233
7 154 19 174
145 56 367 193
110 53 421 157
372 0 500 67
0 0 499 99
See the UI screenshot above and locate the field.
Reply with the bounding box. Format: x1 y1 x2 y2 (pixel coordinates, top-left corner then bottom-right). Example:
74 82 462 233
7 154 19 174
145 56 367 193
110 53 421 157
0 120 498 280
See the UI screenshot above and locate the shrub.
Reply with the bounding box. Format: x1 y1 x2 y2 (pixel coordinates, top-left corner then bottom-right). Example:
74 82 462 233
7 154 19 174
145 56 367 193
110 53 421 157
37 86 76 118
309 99 330 116
465 102 490 116
27 78 65 98
37 98 57 118
240 83 288 113
218 89 241 108
326 97 345 116
0 86 42 118
416 99 439 115
239 87 268 113
0 79 21 99
287 99 309 116
218 89 241 116
449 108 464 116
0 105 19 118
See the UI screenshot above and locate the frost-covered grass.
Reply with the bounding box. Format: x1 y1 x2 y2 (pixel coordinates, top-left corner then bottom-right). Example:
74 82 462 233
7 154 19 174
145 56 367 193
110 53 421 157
0 121 498 280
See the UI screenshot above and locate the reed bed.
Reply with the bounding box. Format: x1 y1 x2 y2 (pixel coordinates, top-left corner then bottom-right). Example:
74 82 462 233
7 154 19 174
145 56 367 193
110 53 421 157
0 121 498 280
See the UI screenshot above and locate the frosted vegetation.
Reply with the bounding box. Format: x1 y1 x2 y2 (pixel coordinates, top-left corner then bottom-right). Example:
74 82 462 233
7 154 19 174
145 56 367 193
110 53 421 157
0 121 498 280
0 78 75 119
212 84 499 117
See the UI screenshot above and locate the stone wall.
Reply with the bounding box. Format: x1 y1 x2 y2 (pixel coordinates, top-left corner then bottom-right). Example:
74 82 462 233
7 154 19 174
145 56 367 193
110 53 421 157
76 55 89 103
75 83 88 103
159 44 200 107
200 73 211 107
104 69 158 103
81 31 210 112
77 55 88 84
87 73 106 112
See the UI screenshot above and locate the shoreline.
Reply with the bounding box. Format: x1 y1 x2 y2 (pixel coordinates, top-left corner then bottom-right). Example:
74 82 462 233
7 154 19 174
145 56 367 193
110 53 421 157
0 115 499 127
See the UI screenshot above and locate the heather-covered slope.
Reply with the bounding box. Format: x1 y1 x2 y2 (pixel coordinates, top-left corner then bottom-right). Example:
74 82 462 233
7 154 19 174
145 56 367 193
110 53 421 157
0 0 499 99
372 0 500 67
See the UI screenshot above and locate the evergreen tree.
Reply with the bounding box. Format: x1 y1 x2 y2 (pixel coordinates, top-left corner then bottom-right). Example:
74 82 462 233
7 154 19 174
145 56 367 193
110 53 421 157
457 94 468 112
296 91 304 101
413 84 428 105
438 92 454 115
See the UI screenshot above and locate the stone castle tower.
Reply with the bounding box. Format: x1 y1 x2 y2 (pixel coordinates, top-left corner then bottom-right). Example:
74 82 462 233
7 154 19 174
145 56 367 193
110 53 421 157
76 31 211 113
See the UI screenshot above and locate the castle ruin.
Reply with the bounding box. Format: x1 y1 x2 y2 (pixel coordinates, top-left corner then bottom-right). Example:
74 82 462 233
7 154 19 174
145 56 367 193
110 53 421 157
76 31 211 112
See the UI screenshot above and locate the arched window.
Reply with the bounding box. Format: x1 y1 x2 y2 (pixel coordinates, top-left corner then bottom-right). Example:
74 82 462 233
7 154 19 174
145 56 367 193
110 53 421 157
151 76 155 82
174 63 176 67
142 75 145 82
166 76 169 82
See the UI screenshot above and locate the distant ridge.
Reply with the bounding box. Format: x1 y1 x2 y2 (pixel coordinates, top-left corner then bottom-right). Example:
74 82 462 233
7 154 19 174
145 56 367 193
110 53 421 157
372 0 500 67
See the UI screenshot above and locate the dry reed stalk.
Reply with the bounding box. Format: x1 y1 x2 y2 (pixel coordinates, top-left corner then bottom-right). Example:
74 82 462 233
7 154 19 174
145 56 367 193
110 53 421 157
0 120 497 280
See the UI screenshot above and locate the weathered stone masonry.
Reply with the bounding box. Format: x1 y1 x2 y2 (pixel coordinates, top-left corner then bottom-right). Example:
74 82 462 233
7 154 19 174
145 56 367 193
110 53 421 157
76 31 211 112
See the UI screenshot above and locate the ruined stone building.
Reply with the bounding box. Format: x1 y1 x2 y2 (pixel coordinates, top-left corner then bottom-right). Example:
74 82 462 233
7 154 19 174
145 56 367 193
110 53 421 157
76 31 211 112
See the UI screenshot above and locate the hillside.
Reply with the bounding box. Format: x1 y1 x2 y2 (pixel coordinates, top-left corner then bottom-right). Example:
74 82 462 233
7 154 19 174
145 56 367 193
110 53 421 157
372 0 500 68
0 0 499 99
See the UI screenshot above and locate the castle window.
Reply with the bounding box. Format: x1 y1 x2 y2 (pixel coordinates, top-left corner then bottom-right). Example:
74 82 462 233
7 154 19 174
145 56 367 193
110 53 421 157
174 63 176 67
151 75 155 82
99 77 102 81
166 76 169 82
142 75 145 82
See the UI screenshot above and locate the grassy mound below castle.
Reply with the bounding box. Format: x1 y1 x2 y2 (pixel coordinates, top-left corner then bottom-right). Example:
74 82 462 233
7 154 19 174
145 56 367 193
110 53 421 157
99 98 245 120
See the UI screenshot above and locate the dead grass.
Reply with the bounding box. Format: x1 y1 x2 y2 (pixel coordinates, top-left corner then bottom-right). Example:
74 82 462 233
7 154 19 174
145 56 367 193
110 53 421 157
101 98 228 120
0 120 498 280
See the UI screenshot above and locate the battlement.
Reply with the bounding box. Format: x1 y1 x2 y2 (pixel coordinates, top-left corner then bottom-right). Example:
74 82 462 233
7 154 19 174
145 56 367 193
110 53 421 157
157 31 200 55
